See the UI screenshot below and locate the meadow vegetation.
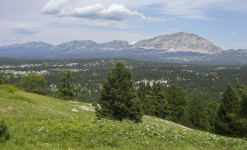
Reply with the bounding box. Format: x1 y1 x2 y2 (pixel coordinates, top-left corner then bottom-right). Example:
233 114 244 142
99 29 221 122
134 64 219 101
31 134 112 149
0 84 247 149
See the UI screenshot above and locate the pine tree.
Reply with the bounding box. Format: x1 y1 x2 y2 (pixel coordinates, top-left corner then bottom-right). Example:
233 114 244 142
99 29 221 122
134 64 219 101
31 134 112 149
215 84 244 137
137 82 148 101
237 82 247 118
94 62 143 123
143 94 156 116
236 82 247 137
166 84 187 123
207 99 219 132
57 70 78 100
152 82 170 119
183 95 209 130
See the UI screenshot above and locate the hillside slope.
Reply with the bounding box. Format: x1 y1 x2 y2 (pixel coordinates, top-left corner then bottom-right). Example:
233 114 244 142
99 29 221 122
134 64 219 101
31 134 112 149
0 84 246 149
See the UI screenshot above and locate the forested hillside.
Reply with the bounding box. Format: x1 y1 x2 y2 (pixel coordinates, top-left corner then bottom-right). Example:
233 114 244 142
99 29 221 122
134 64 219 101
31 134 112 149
1 58 246 104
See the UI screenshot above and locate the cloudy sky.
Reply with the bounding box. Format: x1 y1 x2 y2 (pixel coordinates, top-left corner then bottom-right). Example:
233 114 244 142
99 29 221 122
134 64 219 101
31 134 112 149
1 0 247 49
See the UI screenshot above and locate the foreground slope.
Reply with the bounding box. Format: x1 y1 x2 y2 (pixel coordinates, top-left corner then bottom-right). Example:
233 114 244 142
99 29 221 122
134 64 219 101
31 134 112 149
0 84 246 150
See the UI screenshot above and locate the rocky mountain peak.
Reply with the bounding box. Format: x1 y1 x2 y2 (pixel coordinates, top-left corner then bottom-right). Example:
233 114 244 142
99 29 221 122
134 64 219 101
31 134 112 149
133 32 222 54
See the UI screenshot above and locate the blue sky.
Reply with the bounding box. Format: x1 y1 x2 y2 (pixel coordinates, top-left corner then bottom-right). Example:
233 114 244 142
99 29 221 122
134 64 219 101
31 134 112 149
0 0 247 49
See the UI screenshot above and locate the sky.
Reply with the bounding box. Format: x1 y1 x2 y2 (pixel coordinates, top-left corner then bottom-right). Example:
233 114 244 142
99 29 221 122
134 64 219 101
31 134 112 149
0 0 247 49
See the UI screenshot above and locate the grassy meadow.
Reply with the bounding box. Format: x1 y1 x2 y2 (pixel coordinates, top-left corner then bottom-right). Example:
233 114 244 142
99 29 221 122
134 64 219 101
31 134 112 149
0 84 246 149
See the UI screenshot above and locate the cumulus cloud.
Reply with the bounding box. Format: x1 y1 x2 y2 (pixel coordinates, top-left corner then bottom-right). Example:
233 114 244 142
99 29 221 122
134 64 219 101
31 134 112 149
41 0 70 14
13 24 39 35
69 4 163 21
41 1 163 22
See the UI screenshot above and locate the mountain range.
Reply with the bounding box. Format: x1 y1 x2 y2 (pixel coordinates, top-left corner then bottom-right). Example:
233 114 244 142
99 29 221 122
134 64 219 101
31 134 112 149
0 32 246 65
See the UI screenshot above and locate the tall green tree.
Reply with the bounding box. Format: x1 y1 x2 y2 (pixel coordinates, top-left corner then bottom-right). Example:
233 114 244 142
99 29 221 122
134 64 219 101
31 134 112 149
19 73 46 94
215 84 244 137
143 94 156 116
183 95 209 130
236 82 247 137
152 82 170 119
137 82 148 101
237 82 247 118
207 99 219 132
57 70 78 100
166 84 187 123
94 62 143 123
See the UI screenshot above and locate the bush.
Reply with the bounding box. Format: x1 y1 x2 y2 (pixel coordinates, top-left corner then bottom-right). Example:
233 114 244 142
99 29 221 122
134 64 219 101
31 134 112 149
19 73 46 95
0 75 7 85
0 120 10 143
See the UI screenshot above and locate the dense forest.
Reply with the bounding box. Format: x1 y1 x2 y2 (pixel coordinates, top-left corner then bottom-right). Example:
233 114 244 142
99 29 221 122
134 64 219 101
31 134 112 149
1 58 247 104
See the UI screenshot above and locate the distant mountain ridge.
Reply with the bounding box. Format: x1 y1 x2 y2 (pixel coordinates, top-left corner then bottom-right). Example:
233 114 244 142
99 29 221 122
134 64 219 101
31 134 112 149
0 32 246 65
133 32 222 54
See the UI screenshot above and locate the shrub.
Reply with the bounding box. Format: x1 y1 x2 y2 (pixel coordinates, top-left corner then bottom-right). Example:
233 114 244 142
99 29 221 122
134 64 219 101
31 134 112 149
0 120 10 143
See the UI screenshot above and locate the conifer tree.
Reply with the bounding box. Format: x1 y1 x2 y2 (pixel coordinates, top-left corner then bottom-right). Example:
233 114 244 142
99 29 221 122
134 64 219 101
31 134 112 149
143 94 156 116
237 82 247 118
215 84 244 137
57 70 78 100
183 95 209 130
94 62 143 123
207 99 219 132
166 84 187 123
152 82 170 119
137 82 148 101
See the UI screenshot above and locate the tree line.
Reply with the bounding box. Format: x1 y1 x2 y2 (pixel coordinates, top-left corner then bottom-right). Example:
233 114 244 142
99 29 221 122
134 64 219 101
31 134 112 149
94 62 247 138
1 62 246 138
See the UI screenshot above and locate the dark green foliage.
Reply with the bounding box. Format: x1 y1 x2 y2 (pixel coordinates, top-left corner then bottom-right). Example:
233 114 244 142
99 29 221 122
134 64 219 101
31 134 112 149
0 120 10 143
0 75 7 84
137 82 151 101
19 73 46 94
95 62 143 123
215 84 245 137
152 82 170 119
57 70 78 100
166 84 187 123
237 82 247 119
143 94 156 115
183 95 209 131
141 82 170 119
207 99 219 132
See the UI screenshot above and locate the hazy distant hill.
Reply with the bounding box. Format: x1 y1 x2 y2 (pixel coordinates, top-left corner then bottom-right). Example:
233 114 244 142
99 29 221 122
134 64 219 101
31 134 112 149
0 32 246 65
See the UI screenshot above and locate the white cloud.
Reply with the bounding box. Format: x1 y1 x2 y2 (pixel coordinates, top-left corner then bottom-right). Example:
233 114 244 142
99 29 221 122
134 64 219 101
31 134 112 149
41 0 70 14
70 4 164 21
13 24 39 35
70 4 143 21
40 0 241 21
41 1 163 22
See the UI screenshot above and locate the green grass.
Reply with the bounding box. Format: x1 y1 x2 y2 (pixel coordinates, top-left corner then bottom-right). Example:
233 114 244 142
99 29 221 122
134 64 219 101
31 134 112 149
0 84 246 149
